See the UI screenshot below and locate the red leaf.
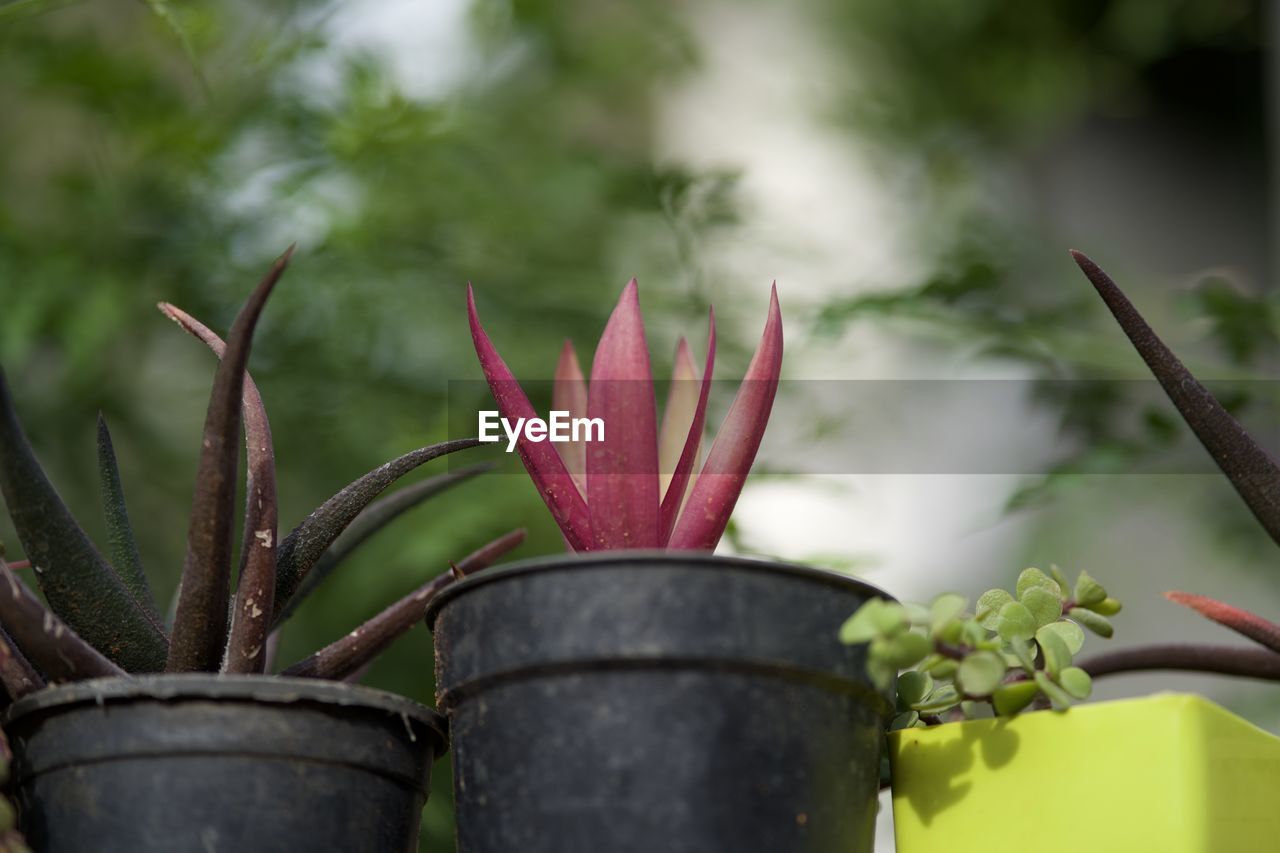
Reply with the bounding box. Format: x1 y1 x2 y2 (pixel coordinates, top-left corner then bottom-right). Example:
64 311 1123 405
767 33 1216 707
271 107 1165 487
586 279 660 549
670 284 782 550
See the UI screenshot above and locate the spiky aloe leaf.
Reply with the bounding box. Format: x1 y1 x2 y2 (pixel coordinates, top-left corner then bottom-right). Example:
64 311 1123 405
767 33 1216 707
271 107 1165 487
167 248 291 673
0 557 125 681
271 437 483 621
273 462 493 627
157 302 279 674
1072 250 1280 548
95 415 160 624
0 372 168 671
0 626 42 701
281 528 525 680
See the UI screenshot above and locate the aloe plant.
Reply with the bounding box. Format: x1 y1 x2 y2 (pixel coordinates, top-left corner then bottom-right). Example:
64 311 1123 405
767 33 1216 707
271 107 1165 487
467 279 783 550
0 249 523 699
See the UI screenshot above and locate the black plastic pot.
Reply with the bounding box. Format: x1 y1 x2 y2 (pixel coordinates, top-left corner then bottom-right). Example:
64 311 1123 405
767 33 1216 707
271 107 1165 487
427 552 895 853
3 674 447 853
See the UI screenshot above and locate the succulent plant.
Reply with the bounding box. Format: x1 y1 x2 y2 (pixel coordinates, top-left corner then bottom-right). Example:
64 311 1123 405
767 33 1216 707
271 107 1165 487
843 566 1121 725
467 279 783 551
0 249 523 699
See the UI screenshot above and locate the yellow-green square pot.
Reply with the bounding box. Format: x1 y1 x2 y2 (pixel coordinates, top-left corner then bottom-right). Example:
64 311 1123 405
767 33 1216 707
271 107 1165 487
890 693 1280 852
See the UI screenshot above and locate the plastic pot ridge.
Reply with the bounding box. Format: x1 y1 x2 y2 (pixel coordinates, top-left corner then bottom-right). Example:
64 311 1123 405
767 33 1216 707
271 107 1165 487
4 674 447 853
428 551 894 853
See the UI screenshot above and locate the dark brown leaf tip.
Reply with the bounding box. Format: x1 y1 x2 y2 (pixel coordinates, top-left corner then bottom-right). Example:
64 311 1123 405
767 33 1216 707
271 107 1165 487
167 253 290 673
1072 249 1280 550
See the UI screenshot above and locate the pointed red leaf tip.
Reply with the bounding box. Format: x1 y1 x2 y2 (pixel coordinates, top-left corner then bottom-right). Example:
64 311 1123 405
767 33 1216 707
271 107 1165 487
1165 591 1280 655
467 285 593 550
658 310 715 545
1070 250 1280 549
553 339 588 491
670 283 782 550
586 278 660 549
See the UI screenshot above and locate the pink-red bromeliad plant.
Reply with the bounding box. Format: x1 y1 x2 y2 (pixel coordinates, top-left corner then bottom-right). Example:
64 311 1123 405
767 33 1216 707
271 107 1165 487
468 279 782 552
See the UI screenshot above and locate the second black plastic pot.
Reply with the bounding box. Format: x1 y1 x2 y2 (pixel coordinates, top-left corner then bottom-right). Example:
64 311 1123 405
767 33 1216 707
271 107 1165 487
427 552 895 853
3 674 447 853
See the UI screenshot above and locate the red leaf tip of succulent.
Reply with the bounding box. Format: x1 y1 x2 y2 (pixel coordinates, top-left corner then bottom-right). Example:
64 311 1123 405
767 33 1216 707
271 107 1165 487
1165 590 1280 655
1165 590 1231 614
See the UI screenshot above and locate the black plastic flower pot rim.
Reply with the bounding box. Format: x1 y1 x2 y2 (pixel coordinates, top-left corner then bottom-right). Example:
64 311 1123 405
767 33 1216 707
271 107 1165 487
426 549 892 627
426 550 897 720
6 673 447 751
5 674 448 853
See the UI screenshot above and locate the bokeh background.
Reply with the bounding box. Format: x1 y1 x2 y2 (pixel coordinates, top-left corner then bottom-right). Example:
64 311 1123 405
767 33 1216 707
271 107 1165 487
0 1 1274 848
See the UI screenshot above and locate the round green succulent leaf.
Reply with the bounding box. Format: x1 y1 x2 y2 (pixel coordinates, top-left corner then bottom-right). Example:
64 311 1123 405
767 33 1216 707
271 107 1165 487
1059 666 1093 700
1020 586 1063 628
1073 571 1107 607
929 593 969 633
936 619 966 645
890 710 921 731
1088 597 1123 617
1016 567 1062 600
997 601 1037 642
868 657 897 691
903 602 933 626
1034 670 1074 709
1049 564 1070 591
873 630 933 669
1037 619 1085 655
992 680 1040 716
961 619 987 646
957 650 1007 696
897 669 934 709
1002 638 1037 671
841 598 909 644
840 605 880 645
1035 625 1072 678
911 684 961 715
1069 607 1115 638
924 657 958 679
976 588 1015 629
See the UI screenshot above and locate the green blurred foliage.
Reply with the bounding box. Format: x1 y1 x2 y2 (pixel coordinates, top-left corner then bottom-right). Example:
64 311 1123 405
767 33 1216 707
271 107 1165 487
0 1 729 845
2 0 1276 844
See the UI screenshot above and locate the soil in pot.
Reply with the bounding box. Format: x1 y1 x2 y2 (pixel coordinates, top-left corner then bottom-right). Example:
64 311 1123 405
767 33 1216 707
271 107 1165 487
3 674 447 853
428 551 894 853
